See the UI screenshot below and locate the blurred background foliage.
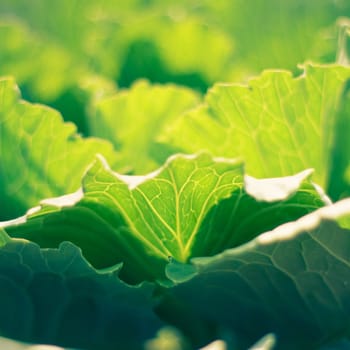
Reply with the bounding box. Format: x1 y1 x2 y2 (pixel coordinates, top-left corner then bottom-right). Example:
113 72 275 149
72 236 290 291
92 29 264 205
1 0 350 135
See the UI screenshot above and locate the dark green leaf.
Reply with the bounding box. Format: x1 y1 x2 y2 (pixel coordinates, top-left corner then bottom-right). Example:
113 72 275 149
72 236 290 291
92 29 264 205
163 199 350 349
0 240 162 350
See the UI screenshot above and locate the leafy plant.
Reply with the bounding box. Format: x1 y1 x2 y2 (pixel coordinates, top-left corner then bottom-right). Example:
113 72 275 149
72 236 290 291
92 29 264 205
3 153 325 284
2 1 350 350
0 77 117 220
159 64 350 199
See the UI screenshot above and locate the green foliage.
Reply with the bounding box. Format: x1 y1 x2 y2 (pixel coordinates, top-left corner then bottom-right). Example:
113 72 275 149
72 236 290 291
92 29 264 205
3 154 324 284
163 199 350 349
2 1 350 349
0 77 118 220
159 64 350 198
90 80 200 173
0 240 162 349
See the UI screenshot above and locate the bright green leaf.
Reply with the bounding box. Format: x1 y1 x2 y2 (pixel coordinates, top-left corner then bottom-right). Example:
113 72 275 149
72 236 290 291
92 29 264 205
0 77 118 220
3 153 325 283
90 80 200 173
160 64 350 197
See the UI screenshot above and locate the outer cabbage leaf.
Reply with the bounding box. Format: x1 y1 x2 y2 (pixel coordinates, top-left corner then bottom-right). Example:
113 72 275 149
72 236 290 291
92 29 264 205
0 239 162 350
0 77 117 220
3 153 325 283
90 80 200 173
162 199 350 349
160 64 350 199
